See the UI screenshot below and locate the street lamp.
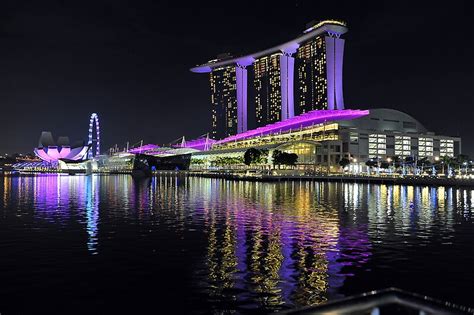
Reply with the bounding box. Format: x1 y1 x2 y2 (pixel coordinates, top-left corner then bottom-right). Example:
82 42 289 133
352 158 358 174
387 157 392 175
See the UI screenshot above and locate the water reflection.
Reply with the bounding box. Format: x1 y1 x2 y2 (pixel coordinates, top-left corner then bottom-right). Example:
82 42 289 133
188 180 369 311
85 176 99 254
0 175 472 313
1 175 102 254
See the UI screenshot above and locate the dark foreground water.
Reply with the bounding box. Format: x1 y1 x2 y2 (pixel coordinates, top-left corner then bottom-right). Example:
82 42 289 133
0 175 473 314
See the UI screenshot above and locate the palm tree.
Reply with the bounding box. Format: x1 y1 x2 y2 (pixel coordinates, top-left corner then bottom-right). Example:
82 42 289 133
440 155 454 176
365 159 378 174
456 154 470 175
339 158 351 171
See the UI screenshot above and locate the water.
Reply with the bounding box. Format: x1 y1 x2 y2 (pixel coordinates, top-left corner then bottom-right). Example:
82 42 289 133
0 175 473 314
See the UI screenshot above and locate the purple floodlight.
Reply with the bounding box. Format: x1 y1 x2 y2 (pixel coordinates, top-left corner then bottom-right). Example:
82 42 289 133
215 109 369 145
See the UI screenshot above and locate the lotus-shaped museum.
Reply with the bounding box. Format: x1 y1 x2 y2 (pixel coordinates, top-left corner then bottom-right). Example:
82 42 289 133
34 132 90 162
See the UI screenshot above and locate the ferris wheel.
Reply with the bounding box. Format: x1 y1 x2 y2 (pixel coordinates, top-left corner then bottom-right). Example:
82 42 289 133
87 113 100 159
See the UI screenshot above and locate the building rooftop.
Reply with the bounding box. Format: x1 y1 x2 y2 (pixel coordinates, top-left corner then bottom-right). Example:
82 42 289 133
190 20 348 73
215 109 369 145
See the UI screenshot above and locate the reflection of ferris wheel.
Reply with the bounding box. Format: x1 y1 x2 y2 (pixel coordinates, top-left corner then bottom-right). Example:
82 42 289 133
87 113 100 159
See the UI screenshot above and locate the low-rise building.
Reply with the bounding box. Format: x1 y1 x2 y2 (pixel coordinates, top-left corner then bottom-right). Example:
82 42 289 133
338 108 460 163
189 108 461 172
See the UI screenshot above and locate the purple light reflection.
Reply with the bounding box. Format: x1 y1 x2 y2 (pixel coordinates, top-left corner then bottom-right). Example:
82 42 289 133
188 180 373 309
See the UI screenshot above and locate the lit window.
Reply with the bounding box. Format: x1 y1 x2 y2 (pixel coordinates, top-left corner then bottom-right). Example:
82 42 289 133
418 137 433 157
369 134 387 158
395 136 411 157
440 139 454 157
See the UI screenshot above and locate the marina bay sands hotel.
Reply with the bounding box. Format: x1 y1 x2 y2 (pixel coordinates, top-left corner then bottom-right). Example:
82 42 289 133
191 20 347 140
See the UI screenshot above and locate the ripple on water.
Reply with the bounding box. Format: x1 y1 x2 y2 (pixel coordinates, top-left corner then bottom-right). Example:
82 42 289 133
0 175 472 314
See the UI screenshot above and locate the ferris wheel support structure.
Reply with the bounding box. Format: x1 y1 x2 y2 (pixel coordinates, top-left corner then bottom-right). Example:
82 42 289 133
87 113 100 159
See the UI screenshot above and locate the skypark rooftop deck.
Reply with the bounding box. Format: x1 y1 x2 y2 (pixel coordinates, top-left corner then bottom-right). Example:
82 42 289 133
190 20 347 73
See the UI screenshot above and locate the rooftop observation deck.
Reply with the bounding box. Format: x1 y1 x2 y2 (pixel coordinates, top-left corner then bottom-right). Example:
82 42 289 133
190 20 347 73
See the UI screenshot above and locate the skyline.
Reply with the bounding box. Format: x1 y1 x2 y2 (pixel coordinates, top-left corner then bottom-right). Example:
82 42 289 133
0 1 472 155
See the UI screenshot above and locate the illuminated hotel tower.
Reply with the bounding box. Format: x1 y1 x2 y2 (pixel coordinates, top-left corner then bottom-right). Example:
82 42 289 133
296 27 345 113
209 66 238 139
191 20 347 139
254 54 282 127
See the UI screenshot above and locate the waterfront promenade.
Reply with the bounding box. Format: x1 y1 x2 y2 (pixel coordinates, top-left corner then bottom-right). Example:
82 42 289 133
2 170 474 187
185 170 474 187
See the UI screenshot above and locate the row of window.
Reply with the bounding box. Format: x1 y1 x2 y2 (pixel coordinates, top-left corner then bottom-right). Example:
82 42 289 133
394 135 411 157
368 134 387 158
364 134 455 158
440 139 454 156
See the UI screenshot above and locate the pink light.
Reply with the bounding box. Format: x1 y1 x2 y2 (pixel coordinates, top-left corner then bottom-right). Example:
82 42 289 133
47 147 61 160
34 148 54 162
59 146 71 159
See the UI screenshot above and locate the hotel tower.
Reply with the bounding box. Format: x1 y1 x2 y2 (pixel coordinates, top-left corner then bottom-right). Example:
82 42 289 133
191 20 347 140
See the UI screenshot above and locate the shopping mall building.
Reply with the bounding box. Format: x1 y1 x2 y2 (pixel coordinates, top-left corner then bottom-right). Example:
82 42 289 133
187 108 461 171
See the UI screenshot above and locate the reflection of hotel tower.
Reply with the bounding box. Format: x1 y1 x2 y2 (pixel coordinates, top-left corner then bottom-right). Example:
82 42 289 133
191 20 347 139
188 180 374 310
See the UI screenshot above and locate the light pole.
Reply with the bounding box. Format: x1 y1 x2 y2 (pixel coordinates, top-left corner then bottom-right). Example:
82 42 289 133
387 157 392 175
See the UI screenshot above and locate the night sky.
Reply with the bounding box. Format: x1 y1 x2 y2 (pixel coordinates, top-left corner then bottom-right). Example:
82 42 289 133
0 0 472 156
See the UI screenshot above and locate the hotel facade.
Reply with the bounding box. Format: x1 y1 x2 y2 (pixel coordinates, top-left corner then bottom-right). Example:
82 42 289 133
191 20 347 140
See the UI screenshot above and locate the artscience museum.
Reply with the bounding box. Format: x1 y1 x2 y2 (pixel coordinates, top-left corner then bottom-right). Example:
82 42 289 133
34 131 90 163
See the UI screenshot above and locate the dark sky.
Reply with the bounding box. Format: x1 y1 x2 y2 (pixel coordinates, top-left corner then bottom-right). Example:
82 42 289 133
0 0 472 155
